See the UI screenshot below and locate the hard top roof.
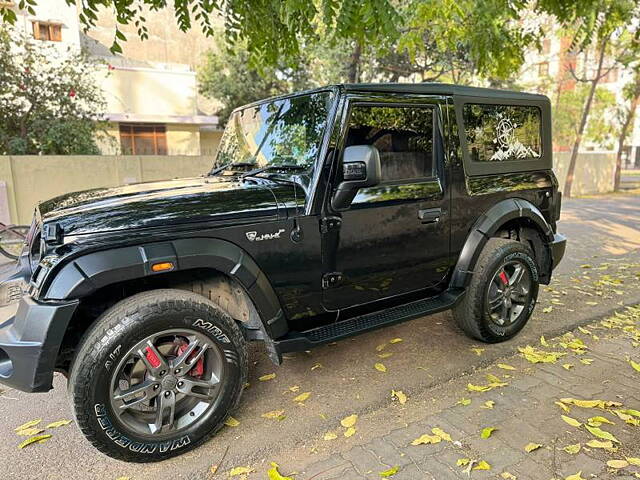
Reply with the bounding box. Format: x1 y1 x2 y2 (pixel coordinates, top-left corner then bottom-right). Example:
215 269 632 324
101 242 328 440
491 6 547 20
339 82 548 100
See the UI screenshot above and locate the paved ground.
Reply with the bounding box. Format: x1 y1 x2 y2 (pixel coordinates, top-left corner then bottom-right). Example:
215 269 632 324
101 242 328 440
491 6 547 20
0 194 639 480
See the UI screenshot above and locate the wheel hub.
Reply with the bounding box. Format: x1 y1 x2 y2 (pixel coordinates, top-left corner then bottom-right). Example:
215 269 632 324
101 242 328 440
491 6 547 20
486 260 531 327
109 329 224 436
161 374 178 391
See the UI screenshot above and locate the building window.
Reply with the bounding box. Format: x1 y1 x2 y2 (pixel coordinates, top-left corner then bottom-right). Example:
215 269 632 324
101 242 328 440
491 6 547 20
32 21 62 42
538 62 549 76
119 124 168 155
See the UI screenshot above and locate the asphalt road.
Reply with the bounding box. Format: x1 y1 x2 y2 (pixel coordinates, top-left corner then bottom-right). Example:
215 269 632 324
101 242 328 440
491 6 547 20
0 194 639 480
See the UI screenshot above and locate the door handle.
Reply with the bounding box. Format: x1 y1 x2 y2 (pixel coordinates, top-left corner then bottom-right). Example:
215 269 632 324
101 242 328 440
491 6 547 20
418 208 441 224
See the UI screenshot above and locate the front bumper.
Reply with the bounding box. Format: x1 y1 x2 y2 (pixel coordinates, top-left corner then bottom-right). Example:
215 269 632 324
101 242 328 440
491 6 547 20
550 232 567 270
0 262 78 393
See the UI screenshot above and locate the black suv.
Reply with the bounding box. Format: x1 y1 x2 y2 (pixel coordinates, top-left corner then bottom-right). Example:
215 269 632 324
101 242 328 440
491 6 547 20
0 83 565 462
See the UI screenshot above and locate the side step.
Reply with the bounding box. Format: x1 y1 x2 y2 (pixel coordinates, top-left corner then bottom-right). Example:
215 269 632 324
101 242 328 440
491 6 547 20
274 289 464 354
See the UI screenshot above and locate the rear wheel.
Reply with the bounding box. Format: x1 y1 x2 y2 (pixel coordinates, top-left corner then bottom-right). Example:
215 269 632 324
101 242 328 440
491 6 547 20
69 289 247 462
453 238 539 343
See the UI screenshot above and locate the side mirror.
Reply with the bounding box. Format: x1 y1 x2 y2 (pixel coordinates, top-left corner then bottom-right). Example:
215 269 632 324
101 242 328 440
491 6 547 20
331 145 382 210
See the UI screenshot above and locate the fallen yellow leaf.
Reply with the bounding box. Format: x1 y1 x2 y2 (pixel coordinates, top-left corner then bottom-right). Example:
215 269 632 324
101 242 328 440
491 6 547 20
15 419 42 432
16 428 44 436
45 420 72 429
501 473 517 480
261 410 286 420
561 415 582 428
480 427 496 439
323 431 337 441
344 427 356 438
587 416 614 427
259 373 276 381
540 335 549 346
586 439 613 449
379 466 399 477
482 400 495 409
497 364 516 371
341 415 358 428
555 401 571 413
18 434 51 449
229 466 254 476
431 427 452 442
293 392 311 403
411 434 442 445
564 473 585 480
391 390 407 405
563 443 581 454
471 348 485 356
606 460 629 469
630 359 640 373
389 338 403 344
456 458 470 466
626 458 640 466
524 443 543 453
457 398 471 406
473 460 491 471
585 425 619 443
224 417 240 427
378 352 393 359
374 363 387 373
267 462 293 480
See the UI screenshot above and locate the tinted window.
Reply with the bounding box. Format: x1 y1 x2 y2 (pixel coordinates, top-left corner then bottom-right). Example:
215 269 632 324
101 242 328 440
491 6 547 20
345 105 434 182
463 104 541 162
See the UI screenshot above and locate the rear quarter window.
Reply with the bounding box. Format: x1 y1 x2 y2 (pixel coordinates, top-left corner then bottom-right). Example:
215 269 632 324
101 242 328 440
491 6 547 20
463 104 542 163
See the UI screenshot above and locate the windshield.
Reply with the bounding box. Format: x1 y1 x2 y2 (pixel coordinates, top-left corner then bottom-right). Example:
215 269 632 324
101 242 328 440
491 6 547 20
213 91 334 176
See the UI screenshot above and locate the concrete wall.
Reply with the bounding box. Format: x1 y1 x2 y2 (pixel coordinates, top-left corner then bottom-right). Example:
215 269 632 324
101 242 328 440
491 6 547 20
0 152 617 225
0 156 213 224
553 152 616 196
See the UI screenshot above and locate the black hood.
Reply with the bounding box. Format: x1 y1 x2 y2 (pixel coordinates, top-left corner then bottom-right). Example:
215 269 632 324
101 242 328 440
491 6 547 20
37 176 297 236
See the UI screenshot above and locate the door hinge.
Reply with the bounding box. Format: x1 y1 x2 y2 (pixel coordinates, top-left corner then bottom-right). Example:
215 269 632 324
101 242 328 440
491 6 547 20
322 272 343 289
320 216 342 234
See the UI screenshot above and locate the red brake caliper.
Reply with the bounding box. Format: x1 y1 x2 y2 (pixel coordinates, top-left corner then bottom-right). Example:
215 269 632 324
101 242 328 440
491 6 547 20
144 346 161 369
498 270 509 286
176 341 204 378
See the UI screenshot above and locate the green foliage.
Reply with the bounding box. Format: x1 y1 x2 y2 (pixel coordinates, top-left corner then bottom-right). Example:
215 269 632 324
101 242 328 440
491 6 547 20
1 0 401 70
0 27 107 155
553 85 617 149
398 0 540 82
198 35 315 126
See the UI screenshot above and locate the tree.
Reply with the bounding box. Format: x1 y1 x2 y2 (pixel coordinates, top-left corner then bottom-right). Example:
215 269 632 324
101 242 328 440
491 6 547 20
397 0 540 83
198 36 315 126
614 70 640 189
1 0 401 71
0 28 108 155
536 0 638 197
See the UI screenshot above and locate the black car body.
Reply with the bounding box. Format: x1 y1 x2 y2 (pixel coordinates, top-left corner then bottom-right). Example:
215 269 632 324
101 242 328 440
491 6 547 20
1 83 566 392
0 83 565 461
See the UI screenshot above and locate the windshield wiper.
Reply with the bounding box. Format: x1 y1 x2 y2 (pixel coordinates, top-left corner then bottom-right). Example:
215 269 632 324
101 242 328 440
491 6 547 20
208 161 257 176
240 164 306 182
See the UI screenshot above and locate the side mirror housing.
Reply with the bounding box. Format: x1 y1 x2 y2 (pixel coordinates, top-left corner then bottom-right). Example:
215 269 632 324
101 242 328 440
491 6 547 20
331 145 382 210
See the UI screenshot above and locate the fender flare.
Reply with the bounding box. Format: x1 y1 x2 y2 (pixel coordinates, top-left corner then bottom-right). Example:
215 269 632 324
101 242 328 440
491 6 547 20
450 198 554 289
43 238 288 339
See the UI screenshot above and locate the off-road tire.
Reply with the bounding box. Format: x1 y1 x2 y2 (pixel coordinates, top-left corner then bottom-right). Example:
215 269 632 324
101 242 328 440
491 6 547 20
453 238 539 343
68 289 248 462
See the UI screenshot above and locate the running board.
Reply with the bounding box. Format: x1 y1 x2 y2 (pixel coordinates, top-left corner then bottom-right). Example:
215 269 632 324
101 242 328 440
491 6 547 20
274 289 464 354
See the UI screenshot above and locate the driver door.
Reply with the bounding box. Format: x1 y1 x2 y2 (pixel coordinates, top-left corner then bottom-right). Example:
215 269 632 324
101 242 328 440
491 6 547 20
321 97 451 311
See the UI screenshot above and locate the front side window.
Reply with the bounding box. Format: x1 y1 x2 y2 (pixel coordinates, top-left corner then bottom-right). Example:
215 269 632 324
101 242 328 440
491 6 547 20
463 104 541 162
214 91 334 175
344 105 434 182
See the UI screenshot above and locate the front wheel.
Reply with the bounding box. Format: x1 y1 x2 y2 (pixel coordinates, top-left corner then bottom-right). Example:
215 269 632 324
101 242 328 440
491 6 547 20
68 289 248 462
453 238 539 343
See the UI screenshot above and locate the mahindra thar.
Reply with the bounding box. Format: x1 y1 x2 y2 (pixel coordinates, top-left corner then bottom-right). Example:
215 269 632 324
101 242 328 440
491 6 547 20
0 83 566 461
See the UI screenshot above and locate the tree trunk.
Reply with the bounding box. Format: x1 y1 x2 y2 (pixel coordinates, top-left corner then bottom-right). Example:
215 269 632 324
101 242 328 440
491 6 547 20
564 38 608 198
347 42 362 83
614 76 640 191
